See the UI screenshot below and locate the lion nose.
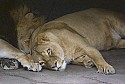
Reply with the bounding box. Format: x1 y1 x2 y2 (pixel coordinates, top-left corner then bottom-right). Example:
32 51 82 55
57 66 61 71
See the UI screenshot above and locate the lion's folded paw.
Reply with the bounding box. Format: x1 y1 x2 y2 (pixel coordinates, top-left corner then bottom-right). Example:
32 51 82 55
0 59 19 70
23 63 42 72
97 64 115 75
84 60 95 68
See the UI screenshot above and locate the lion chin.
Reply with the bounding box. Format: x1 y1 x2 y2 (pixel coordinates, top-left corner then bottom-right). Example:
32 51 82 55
10 5 125 75
47 60 67 71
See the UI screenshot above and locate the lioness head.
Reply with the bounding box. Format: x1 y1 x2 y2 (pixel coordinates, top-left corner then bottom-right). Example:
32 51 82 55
32 32 67 71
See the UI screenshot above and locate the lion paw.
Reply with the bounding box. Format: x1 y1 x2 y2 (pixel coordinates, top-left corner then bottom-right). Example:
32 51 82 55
97 63 115 75
23 63 42 72
84 60 95 68
82 55 95 68
0 59 19 70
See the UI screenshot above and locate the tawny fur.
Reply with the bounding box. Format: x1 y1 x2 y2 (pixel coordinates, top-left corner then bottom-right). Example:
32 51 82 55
0 39 42 71
10 5 95 71
10 5 45 52
11 5 125 74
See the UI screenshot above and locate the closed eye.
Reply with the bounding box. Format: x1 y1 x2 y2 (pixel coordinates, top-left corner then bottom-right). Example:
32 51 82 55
47 48 51 56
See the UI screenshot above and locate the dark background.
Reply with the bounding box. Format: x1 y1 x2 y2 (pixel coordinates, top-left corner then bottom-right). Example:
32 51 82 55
0 0 125 47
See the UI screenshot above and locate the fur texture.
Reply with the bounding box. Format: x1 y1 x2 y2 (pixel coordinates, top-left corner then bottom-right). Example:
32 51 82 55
0 39 42 71
11 5 125 74
10 5 45 53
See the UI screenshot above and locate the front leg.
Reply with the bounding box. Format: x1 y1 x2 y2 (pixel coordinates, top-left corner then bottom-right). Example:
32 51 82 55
0 39 42 71
17 54 42 72
0 52 42 72
83 46 115 74
0 58 19 70
71 55 95 68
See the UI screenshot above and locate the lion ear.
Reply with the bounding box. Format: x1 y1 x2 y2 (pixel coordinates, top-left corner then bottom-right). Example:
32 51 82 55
37 33 50 44
25 13 34 20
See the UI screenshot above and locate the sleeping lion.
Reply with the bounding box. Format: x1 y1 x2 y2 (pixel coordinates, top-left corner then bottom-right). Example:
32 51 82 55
9 5 94 71
10 5 125 74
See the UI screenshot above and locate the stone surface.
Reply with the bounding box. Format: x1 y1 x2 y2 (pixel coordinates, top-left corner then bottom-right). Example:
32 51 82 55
0 49 125 84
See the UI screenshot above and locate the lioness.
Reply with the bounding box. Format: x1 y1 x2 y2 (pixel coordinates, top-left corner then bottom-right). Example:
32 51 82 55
12 5 125 74
10 5 94 71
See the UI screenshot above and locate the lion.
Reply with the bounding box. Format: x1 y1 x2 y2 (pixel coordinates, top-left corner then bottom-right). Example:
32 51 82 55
10 5 94 72
11 5 125 74
0 38 42 71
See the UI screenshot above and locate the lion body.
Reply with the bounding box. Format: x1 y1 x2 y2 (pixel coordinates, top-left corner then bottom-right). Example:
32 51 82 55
54 8 125 50
30 8 125 74
13 6 125 74
31 9 124 59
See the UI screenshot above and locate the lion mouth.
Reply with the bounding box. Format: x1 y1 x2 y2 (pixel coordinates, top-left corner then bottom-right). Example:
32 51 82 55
57 60 67 71
49 60 67 71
